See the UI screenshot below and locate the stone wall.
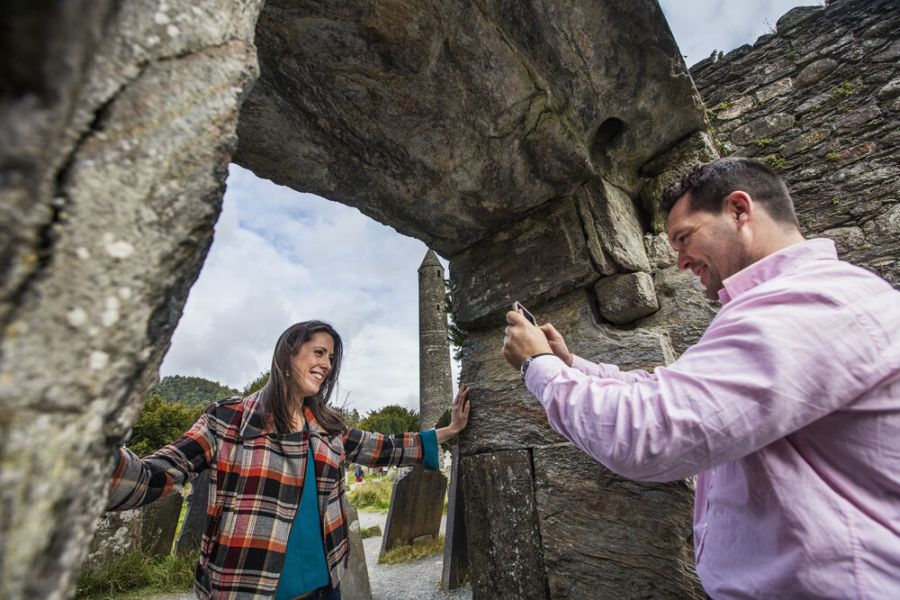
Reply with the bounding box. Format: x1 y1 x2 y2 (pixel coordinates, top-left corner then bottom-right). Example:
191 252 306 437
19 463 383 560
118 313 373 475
0 1 263 598
692 0 900 288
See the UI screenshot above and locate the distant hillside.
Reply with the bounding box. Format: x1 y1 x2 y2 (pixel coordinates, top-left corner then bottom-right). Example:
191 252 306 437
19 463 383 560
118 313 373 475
152 375 238 407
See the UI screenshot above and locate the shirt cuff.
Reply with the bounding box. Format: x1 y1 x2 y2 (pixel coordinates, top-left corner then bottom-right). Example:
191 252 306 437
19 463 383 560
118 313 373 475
524 354 567 398
571 355 595 373
419 428 439 471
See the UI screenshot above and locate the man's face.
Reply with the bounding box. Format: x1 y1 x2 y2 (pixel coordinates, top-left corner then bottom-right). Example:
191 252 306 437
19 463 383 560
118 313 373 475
667 193 749 300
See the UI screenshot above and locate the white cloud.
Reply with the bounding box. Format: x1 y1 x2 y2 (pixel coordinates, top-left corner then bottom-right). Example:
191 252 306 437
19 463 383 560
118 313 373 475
162 2 817 417
659 0 824 67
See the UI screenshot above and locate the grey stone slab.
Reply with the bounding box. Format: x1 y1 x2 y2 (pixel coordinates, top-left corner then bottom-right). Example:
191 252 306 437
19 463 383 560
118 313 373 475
380 466 447 555
533 444 704 600
441 445 469 592
84 508 143 571
343 504 373 600
461 450 547 600
449 197 598 329
140 493 183 559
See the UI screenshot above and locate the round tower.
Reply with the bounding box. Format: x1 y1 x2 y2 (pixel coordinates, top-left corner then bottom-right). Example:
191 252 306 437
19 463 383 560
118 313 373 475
418 248 453 429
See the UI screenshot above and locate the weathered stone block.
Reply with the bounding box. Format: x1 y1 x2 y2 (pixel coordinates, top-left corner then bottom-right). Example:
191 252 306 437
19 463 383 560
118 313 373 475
795 58 838 88
343 504 373 600
594 272 659 324
714 95 755 120
380 466 446 554
580 178 652 271
84 509 142 571
755 77 793 102
461 450 547 600
441 445 469 592
449 197 597 329
644 232 678 270
730 113 795 146
458 289 675 456
533 444 704 600
140 492 183 558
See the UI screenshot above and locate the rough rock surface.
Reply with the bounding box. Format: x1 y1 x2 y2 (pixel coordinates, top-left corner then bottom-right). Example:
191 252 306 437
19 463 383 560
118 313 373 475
533 444 703 599
234 0 706 256
0 1 262 598
693 0 900 289
594 272 659 325
460 450 547 600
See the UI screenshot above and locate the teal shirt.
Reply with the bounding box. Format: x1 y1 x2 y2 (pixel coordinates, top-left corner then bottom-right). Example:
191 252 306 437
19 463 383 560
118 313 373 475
275 428 439 598
275 450 330 599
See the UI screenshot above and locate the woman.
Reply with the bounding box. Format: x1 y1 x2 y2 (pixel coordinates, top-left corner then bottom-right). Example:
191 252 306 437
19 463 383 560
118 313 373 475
107 320 470 599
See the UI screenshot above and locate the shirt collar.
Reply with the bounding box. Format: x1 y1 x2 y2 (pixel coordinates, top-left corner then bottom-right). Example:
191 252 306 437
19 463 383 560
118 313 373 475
718 238 837 304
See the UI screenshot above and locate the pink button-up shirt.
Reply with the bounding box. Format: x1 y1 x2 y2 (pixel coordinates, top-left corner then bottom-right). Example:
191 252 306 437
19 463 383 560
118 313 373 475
525 239 900 598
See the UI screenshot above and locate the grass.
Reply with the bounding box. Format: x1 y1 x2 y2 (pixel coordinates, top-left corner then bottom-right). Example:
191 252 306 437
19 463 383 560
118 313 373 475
360 525 382 539
379 535 445 565
75 549 197 600
347 477 394 512
831 81 854 100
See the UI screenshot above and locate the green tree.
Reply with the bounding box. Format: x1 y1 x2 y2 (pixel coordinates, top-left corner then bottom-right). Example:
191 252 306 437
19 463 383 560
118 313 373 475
152 375 237 407
241 370 270 396
128 395 204 457
357 405 419 435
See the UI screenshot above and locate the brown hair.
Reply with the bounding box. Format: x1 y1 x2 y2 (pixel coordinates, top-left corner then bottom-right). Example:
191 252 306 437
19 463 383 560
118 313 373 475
258 320 345 435
660 157 800 228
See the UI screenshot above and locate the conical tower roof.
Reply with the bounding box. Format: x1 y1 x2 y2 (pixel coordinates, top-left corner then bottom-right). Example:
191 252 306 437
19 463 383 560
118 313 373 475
418 248 442 270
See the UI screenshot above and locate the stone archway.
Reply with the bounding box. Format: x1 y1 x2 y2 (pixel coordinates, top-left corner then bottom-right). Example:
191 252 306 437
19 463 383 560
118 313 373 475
1 1 714 598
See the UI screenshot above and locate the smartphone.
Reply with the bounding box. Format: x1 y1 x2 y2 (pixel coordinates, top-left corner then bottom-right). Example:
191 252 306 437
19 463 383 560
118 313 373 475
512 301 537 326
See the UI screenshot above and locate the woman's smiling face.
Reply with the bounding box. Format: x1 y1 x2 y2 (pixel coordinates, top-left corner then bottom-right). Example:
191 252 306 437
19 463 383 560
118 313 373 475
290 331 335 397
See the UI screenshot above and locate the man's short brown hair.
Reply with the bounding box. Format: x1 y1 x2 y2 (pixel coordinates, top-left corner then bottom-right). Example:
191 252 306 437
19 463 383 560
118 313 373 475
660 157 800 228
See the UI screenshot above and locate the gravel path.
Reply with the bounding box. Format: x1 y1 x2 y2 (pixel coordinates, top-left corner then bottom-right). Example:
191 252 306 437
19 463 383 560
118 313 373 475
144 512 471 600
359 511 471 600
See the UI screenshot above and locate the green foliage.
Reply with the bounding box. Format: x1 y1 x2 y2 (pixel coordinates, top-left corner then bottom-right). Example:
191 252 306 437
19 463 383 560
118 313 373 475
810 103 822 113
831 196 841 206
347 477 394 512
713 101 733 112
360 525 382 539
75 549 197 599
241 370 270 396
764 153 785 170
128 395 204 457
752 137 774 148
357 405 419 435
831 81 854 100
825 151 839 161
444 280 467 364
152 375 237 407
379 535 445 565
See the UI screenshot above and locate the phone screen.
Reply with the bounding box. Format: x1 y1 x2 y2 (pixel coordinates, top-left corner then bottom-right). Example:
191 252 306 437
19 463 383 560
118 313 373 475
513 301 537 326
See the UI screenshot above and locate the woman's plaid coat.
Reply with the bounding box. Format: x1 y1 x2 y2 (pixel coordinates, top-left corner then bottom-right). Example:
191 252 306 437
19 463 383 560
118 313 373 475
107 393 432 598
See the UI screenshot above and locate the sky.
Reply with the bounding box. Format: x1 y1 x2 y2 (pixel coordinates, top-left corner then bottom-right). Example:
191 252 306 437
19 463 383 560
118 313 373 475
160 0 823 415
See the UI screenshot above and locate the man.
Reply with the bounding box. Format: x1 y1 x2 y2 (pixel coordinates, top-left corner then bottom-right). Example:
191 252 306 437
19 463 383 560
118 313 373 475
502 158 900 598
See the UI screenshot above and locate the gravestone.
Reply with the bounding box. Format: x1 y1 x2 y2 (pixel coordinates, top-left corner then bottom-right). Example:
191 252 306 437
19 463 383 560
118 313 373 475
175 471 210 555
140 493 184 558
84 509 142 571
441 445 468 591
342 504 373 600
379 466 447 556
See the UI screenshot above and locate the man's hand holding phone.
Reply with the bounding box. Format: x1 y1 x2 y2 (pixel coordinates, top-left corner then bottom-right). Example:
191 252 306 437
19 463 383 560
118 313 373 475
503 301 552 370
503 302 574 370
